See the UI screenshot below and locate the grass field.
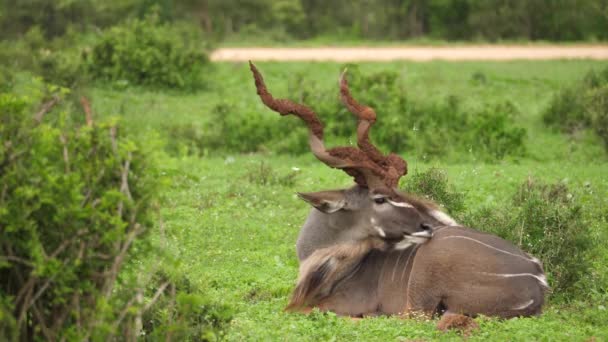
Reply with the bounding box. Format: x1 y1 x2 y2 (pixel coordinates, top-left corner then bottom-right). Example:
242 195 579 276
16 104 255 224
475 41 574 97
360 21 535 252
85 60 608 340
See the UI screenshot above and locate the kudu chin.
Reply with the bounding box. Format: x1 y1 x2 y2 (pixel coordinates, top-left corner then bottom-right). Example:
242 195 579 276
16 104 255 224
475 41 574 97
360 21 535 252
249 62 547 327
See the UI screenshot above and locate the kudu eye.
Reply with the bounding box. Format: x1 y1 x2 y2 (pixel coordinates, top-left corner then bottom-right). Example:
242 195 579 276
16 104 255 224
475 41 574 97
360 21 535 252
373 197 387 205
420 223 433 232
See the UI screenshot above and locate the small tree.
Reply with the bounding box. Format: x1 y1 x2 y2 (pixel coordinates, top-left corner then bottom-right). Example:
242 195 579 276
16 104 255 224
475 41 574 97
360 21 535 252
0 83 158 340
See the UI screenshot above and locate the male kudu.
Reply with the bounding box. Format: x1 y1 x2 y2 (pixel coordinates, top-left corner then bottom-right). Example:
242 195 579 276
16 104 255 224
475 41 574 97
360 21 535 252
249 62 547 326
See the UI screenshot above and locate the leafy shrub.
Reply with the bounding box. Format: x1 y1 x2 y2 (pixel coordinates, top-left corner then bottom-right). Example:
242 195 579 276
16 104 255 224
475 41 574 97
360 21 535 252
192 66 526 160
246 161 299 187
141 273 233 341
87 13 209 89
402 168 465 215
470 70 488 85
37 48 86 87
165 122 207 156
0 67 13 92
463 101 527 160
0 82 229 339
0 27 87 87
166 102 309 156
463 178 590 297
0 85 155 339
543 66 608 150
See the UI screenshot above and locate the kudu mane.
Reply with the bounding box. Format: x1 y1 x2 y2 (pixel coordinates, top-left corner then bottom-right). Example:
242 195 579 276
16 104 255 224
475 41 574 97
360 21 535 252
286 238 385 311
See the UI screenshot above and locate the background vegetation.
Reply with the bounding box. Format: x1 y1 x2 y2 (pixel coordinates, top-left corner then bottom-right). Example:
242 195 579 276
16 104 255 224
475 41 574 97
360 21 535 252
1 0 608 44
0 0 607 340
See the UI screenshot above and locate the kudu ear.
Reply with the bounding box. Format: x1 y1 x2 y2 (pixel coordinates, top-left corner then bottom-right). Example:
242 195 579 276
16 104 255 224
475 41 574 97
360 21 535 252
297 191 346 214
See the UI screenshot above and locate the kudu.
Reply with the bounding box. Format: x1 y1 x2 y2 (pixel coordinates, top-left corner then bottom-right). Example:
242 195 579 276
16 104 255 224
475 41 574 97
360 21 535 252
249 62 547 324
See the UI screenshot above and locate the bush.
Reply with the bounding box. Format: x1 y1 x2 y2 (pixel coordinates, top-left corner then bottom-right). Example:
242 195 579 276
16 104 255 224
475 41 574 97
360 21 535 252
246 161 299 187
463 178 590 297
0 82 229 339
197 66 527 160
165 102 310 156
0 27 88 88
87 13 209 89
0 67 13 92
0 84 153 339
37 48 86 88
543 66 608 151
402 168 466 215
141 273 233 341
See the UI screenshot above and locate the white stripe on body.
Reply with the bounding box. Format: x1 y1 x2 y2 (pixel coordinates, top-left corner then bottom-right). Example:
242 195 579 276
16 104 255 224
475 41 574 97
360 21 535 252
478 272 549 289
438 235 537 264
511 299 534 311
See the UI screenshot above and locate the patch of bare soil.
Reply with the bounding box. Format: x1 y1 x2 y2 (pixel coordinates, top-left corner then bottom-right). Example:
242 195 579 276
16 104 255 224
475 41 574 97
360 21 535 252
212 45 608 62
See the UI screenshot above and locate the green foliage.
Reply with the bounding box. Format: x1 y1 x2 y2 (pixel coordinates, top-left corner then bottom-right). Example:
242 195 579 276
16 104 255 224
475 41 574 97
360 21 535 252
0 67 13 92
543 66 608 150
87 13 209 89
0 27 88 87
464 179 590 297
0 80 231 340
192 66 526 160
0 82 133 339
401 168 594 297
166 101 309 156
246 161 299 187
402 167 466 215
193 0 608 42
141 273 233 340
1 0 607 45
36 49 86 88
0 82 156 339
151 155 608 340
0 0 140 39
3 60 606 339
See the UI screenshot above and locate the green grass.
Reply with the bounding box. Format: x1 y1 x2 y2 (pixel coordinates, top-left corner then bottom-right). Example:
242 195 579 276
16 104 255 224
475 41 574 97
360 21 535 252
155 155 607 340
89 60 608 162
71 60 608 339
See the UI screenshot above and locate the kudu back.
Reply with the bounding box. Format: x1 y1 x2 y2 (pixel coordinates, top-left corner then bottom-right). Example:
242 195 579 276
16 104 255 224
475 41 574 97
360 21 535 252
249 62 547 320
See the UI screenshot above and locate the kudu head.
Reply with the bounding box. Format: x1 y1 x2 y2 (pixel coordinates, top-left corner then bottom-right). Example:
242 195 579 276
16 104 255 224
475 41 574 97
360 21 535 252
297 187 434 247
249 62 437 252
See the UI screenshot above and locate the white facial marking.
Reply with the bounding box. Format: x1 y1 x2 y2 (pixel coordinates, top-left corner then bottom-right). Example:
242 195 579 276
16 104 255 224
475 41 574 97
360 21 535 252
511 299 534 311
387 199 414 208
374 226 386 238
374 203 391 212
412 230 433 238
394 240 414 250
394 234 430 250
429 210 457 226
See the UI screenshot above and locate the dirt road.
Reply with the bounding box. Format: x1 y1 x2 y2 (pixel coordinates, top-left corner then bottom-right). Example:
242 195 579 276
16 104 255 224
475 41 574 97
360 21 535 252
211 45 608 62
